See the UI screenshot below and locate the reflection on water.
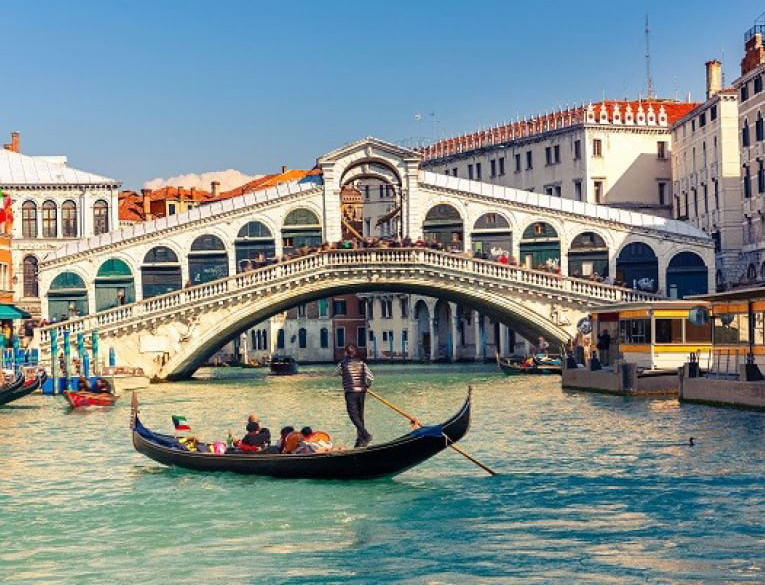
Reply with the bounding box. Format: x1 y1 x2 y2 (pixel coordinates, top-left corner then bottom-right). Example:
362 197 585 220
1 363 764 584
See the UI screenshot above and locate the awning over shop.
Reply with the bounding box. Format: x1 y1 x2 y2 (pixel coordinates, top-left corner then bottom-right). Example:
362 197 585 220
0 304 32 320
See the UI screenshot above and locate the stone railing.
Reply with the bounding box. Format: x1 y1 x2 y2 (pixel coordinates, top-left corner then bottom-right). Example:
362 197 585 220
36 248 659 345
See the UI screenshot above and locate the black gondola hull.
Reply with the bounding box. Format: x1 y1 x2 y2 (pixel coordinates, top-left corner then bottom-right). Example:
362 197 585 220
132 391 471 479
0 373 46 406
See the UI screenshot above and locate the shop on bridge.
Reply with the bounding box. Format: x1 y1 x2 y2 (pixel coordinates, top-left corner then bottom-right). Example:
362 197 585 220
48 272 88 320
141 246 182 299
666 252 708 299
422 204 463 250
95 259 136 311
615 242 658 293
470 213 511 256
589 301 711 370
281 208 322 255
188 234 229 285
519 222 560 269
568 232 608 278
235 221 276 271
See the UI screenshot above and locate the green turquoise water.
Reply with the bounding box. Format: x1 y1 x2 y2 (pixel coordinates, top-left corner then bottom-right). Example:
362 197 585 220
2 363 764 584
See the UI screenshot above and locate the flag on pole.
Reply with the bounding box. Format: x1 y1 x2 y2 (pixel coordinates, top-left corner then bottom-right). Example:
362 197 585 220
171 415 191 431
0 189 10 224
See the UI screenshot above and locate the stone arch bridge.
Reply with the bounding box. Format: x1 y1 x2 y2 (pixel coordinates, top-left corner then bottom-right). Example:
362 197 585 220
34 137 714 379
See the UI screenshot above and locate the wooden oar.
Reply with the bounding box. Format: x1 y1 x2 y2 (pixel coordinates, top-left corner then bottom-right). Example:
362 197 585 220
366 388 497 476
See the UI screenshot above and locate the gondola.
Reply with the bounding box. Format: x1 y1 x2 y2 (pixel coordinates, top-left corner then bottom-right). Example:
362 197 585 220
268 355 298 376
130 389 471 479
63 390 119 408
497 355 562 376
0 372 46 406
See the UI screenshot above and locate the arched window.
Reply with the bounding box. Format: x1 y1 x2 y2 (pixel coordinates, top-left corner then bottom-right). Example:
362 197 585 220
568 232 609 278
23 255 38 297
62 200 77 238
42 200 57 238
188 234 229 284
93 200 109 235
320 327 329 348
95 258 136 311
282 208 322 254
277 329 285 349
616 242 658 291
235 221 275 271
48 271 88 320
298 327 307 349
519 222 560 269
471 213 511 256
261 329 268 351
423 204 463 250
21 201 37 238
666 252 708 298
748 263 757 281
142 246 182 299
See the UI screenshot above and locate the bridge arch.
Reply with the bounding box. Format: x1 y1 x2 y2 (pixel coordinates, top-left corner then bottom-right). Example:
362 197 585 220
158 273 572 379
340 160 402 188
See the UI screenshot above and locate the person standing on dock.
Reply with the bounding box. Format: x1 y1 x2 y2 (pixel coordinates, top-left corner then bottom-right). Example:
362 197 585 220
334 344 374 448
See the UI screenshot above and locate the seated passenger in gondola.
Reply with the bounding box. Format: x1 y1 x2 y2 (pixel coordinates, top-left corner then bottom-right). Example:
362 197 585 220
92 378 113 394
236 415 271 452
294 426 333 454
77 376 92 392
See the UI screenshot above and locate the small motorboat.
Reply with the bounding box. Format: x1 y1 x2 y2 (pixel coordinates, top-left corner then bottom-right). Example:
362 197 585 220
130 390 471 480
63 390 119 408
0 371 47 406
498 355 562 376
269 355 298 376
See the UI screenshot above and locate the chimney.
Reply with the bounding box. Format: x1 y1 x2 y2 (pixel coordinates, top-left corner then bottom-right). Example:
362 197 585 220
211 181 220 197
741 29 765 76
141 189 152 220
705 60 722 99
3 131 19 153
281 165 287 174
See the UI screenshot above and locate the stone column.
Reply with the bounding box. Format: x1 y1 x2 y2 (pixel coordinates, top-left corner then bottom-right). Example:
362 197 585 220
474 311 482 361
407 318 416 360
498 323 507 357
429 316 436 361
450 302 459 362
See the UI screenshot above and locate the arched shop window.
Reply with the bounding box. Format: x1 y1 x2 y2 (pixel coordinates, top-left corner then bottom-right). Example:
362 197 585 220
188 234 229 285
95 258 136 311
142 246 182 299
48 272 88 320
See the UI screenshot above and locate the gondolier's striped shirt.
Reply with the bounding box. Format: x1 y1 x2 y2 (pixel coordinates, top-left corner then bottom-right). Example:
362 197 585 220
334 358 374 393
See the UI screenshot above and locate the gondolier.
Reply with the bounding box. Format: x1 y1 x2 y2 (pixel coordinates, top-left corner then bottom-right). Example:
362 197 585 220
334 344 374 448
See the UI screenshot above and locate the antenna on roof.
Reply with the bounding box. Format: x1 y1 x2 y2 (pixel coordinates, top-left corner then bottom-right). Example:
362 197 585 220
645 15 655 99
721 49 726 88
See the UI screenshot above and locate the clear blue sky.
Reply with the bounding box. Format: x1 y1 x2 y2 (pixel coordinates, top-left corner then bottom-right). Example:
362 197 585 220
0 0 759 189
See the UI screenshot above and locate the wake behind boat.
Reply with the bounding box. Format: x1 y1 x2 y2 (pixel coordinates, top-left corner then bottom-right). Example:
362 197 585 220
130 390 471 479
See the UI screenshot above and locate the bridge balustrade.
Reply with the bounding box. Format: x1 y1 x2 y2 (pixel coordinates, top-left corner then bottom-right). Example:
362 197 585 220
37 248 659 346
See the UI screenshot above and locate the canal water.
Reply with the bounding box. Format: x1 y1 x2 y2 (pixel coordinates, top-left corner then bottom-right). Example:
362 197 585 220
1 363 764 584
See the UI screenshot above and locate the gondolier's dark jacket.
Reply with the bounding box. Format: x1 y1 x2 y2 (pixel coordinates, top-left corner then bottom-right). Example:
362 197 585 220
334 358 374 393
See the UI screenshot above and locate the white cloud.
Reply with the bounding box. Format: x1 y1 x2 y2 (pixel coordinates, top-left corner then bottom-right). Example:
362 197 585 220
142 169 263 192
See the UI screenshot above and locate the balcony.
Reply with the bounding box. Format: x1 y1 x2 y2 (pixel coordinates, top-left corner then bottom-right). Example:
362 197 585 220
709 161 719 180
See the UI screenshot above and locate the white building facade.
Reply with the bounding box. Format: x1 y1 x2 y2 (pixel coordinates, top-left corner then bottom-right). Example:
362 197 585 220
420 100 698 220
0 135 120 317
671 62 743 289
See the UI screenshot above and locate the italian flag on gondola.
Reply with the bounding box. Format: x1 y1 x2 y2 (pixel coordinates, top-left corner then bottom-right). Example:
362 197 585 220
0 189 11 224
172 415 190 432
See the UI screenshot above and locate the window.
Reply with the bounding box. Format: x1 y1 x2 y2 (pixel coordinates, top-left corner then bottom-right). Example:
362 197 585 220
691 119 696 132
704 184 709 213
619 319 651 344
277 329 285 349
593 180 604 204
759 162 765 195
554 144 560 163
574 139 581 160
381 299 393 319
514 154 521 172
358 298 366 316
592 139 602 157
318 298 328 317
554 185 561 197
714 180 720 209
757 113 764 142
756 75 764 94
452 168 458 177
743 120 750 147
490 159 496 177
693 189 699 217
525 151 533 169
42 200 57 238
319 327 329 348
574 180 583 201
657 141 667 160
745 166 752 199
468 164 474 180
475 162 482 180
741 82 749 102
23 255 38 297
712 231 721 253
674 195 681 219
710 105 717 121
21 201 37 238
402 330 408 352
658 182 666 206
168 203 176 215
297 304 306 318
335 327 345 348
699 113 706 127
498 157 505 175
298 327 307 348
545 146 552 165
544 185 554 196
62 201 77 237
655 319 683 343
367 298 374 319
93 200 109 235
357 327 366 348
332 299 347 316
364 185 370 200
400 297 409 318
